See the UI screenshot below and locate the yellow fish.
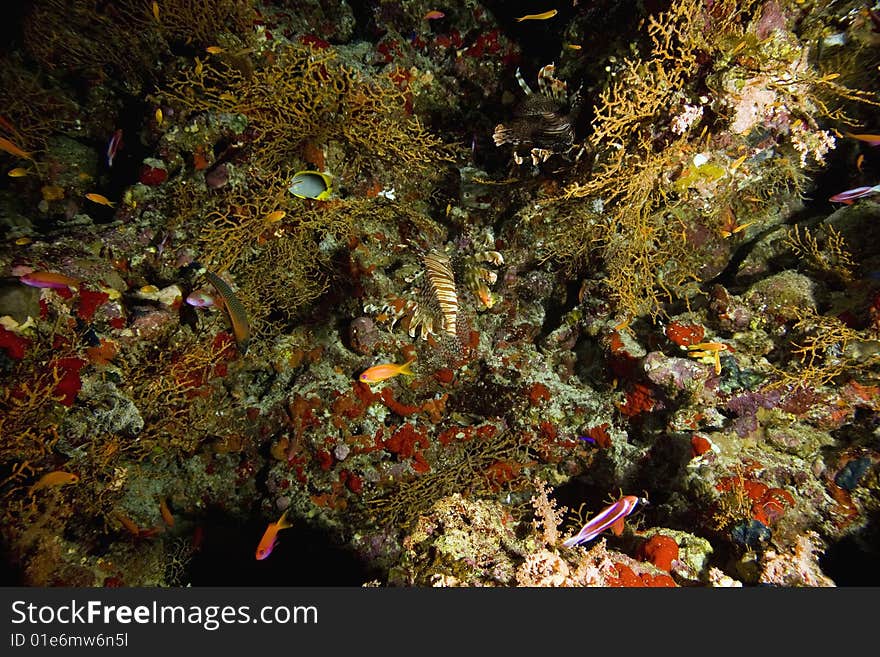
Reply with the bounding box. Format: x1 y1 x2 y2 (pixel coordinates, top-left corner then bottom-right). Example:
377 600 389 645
288 170 333 200
515 9 558 22
155 108 163 125
85 192 115 207
152 1 160 22
359 359 415 384
206 46 224 54
264 210 286 223
30 471 79 493
7 167 30 177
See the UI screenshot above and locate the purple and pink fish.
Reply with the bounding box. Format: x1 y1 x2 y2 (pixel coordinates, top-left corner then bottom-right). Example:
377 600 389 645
562 495 645 547
18 271 80 290
106 129 123 168
828 183 880 204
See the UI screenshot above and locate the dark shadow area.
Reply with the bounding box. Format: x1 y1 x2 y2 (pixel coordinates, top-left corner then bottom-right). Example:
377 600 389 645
0 538 24 585
186 507 380 586
820 510 880 585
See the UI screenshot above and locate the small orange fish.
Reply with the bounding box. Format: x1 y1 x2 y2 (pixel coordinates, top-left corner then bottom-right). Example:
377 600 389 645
30 471 79 493
476 287 494 308
152 0 160 22
7 167 30 177
515 9 558 22
857 153 865 173
255 509 292 560
424 10 445 20
264 210 286 223
206 46 224 54
0 136 32 160
359 359 415 384
116 513 142 536
85 192 115 207
565 44 582 50
159 498 175 528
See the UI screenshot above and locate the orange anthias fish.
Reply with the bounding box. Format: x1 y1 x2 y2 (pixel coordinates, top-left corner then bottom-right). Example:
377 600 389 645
515 9 558 22
255 509 292 560
0 136 33 160
30 471 79 493
85 192 115 207
359 358 415 384
159 498 175 528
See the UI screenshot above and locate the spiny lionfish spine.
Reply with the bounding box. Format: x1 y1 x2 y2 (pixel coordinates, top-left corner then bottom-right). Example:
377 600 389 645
423 251 458 337
537 63 567 101
515 67 533 95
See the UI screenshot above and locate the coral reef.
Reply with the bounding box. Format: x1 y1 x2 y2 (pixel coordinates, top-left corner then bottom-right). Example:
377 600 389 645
1 0 879 588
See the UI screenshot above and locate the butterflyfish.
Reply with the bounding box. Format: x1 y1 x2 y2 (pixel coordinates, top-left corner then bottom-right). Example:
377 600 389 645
288 170 333 201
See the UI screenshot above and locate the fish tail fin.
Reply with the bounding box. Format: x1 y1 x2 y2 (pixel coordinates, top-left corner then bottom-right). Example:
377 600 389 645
276 509 293 531
398 358 415 376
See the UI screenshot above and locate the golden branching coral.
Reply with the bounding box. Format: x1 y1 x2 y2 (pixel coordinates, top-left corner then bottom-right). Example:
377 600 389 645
161 43 451 181
0 368 65 469
23 0 163 88
365 431 530 530
766 306 879 390
0 61 78 161
119 330 244 454
543 0 762 319
22 0 255 89
542 0 876 321
193 171 381 341
785 225 856 284
152 0 256 48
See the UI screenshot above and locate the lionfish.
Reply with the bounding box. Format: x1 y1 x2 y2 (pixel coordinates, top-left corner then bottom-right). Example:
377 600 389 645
493 64 582 165
409 251 459 340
